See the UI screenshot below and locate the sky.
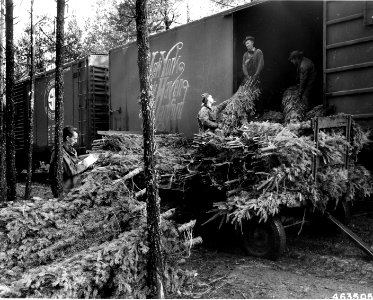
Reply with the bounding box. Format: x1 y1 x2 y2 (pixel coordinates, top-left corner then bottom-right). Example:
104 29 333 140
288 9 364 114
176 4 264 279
13 0 95 36
12 0 250 38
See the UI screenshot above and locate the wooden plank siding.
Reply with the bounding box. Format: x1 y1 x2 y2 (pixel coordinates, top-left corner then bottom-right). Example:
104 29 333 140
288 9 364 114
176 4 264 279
324 1 373 123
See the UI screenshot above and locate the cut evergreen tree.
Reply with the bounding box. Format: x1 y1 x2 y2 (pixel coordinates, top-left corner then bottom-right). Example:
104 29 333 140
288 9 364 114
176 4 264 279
220 77 259 134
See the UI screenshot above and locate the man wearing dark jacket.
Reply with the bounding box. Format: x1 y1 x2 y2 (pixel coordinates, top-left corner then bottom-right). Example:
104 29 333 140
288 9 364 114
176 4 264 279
289 50 317 110
197 93 229 133
242 36 264 82
50 126 95 191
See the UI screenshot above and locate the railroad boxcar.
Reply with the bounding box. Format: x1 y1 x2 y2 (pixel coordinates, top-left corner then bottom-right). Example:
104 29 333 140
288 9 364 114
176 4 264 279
14 54 110 171
109 0 373 134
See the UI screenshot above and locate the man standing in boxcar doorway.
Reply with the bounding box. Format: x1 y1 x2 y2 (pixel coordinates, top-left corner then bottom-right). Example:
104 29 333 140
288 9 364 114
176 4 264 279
289 50 317 110
242 36 264 83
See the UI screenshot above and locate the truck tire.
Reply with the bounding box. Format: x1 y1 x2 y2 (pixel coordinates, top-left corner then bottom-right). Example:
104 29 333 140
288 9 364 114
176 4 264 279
241 216 286 260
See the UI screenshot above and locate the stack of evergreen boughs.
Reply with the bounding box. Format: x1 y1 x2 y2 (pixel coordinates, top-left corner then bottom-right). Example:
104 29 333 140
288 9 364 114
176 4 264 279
257 110 284 123
0 135 199 298
282 86 305 123
305 104 330 120
102 134 143 154
220 77 259 134
187 119 372 227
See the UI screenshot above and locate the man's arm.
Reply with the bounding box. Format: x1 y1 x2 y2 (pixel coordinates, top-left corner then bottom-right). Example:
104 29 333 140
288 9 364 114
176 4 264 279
215 99 230 115
242 52 249 77
299 62 310 98
62 152 89 177
198 108 219 129
254 49 264 77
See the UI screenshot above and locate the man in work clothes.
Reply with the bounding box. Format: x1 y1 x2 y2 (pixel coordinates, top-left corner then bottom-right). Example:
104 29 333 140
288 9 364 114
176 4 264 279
242 36 264 83
197 93 229 133
49 126 96 191
289 50 317 110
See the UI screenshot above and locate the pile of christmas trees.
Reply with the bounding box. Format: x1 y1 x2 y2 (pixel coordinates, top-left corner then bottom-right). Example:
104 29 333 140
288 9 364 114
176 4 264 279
0 134 198 298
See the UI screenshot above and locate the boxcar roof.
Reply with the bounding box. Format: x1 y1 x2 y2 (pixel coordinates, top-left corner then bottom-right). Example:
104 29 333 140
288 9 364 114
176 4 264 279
16 53 108 84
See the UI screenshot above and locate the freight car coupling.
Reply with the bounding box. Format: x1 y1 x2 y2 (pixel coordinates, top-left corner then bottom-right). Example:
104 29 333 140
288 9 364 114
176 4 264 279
327 213 373 259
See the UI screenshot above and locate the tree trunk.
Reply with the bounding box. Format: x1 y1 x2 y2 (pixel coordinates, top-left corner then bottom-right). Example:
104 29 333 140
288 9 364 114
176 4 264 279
135 0 165 298
0 0 6 203
186 0 190 23
5 0 16 201
51 0 65 197
24 0 35 200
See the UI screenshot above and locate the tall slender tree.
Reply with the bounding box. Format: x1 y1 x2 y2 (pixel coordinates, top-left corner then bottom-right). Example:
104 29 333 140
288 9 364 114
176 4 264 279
0 0 6 203
135 0 164 298
5 0 16 201
51 0 65 197
24 0 35 200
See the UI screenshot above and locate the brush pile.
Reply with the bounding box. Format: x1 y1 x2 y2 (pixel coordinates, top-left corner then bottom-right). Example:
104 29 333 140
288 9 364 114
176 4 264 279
219 77 259 134
305 104 332 120
91 134 143 154
0 134 198 298
177 118 372 227
257 110 284 123
282 86 305 123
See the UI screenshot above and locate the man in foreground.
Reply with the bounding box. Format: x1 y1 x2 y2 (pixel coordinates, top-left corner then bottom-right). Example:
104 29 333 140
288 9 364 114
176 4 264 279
50 126 97 192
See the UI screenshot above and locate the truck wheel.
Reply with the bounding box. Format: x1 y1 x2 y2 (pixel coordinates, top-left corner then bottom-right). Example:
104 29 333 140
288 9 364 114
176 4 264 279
241 216 286 260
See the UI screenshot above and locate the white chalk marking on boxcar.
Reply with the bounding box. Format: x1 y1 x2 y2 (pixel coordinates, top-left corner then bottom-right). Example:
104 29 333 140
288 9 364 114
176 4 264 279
150 42 190 131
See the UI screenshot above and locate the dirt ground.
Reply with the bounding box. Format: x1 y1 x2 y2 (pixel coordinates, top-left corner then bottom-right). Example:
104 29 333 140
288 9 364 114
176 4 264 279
180 205 373 299
15 181 373 299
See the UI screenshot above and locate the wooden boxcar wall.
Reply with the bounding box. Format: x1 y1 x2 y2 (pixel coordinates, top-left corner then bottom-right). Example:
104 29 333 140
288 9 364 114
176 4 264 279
109 13 234 137
324 0 373 127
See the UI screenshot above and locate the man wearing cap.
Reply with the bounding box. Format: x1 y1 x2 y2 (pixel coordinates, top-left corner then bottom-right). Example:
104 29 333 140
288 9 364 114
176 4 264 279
197 93 229 133
289 50 317 110
242 36 264 83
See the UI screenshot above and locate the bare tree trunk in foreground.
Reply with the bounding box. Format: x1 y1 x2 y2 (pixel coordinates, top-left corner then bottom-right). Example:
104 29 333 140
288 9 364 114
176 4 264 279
135 0 165 298
5 0 16 201
0 0 6 203
25 0 35 200
51 0 65 197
